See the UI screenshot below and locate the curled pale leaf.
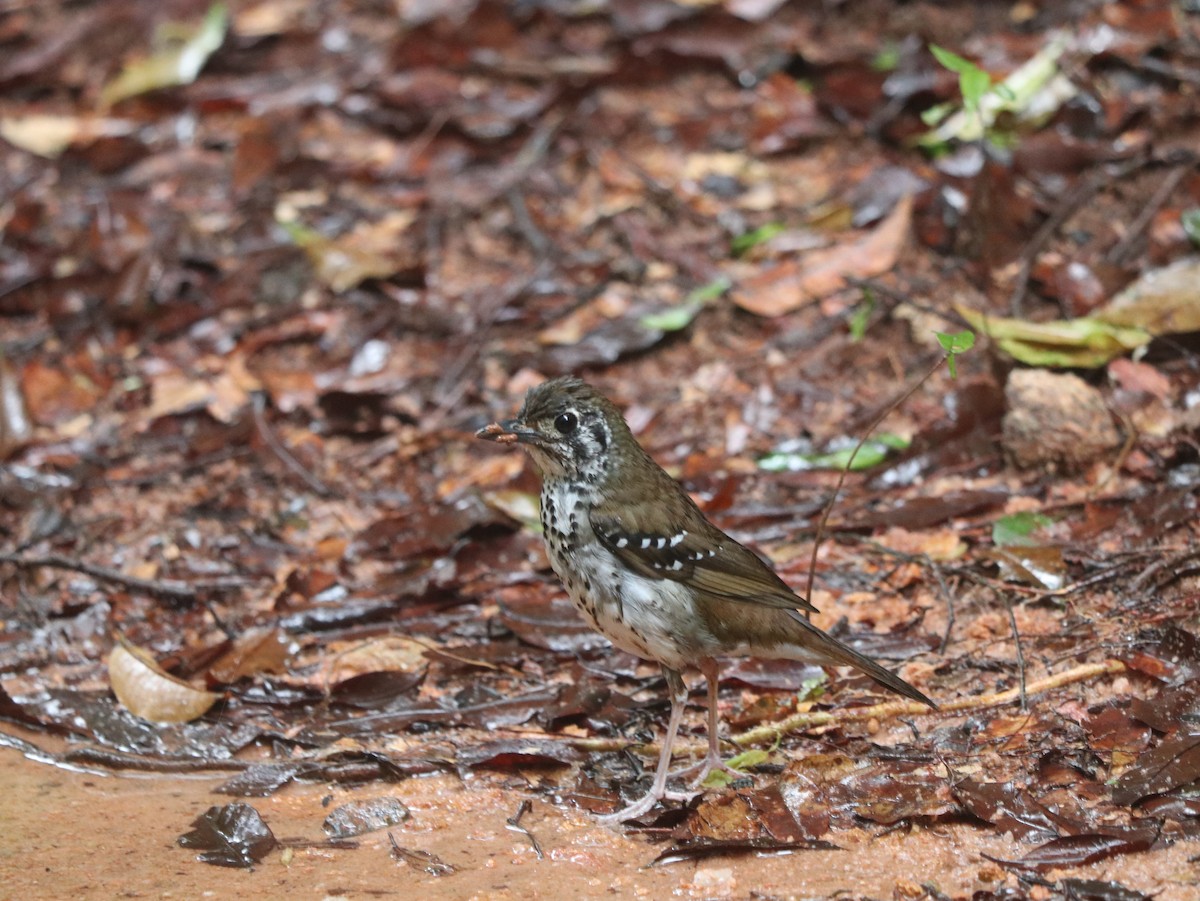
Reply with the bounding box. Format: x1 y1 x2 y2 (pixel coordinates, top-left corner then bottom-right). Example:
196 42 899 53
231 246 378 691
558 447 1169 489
109 636 219 723
101 4 229 107
957 305 1149 368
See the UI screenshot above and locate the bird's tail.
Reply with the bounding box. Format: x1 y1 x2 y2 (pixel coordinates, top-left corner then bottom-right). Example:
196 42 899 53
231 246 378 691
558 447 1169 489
786 611 938 709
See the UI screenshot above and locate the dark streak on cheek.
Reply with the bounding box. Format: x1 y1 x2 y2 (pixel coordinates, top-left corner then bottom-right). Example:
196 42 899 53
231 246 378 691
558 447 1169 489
591 423 607 452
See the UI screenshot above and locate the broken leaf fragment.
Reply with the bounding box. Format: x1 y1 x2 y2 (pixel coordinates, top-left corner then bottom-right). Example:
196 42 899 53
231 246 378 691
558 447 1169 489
109 635 219 723
759 433 910 472
280 211 418 292
957 306 1150 368
101 4 229 107
1096 256 1200 336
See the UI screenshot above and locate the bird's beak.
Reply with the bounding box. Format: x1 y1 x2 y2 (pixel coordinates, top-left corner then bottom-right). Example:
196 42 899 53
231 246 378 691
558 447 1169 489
476 418 544 446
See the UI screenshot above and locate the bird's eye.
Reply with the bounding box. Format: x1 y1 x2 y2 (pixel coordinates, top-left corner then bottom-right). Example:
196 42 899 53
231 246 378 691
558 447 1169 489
554 411 579 434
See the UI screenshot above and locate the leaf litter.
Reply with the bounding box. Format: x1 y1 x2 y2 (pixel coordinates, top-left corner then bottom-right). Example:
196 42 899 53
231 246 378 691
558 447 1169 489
2 0 1200 897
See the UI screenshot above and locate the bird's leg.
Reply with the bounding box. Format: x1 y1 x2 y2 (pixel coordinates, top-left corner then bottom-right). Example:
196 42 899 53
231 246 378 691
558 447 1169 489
594 665 694 824
671 658 746 787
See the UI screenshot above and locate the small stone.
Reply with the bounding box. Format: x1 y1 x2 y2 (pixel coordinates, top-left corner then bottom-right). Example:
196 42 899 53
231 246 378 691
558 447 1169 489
1002 369 1121 471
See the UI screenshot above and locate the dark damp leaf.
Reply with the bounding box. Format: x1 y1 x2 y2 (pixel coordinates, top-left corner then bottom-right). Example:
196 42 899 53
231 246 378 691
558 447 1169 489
743 783 811 842
1118 626 1200 683
847 488 1008 530
988 830 1155 872
329 670 425 710
722 658 827 691
953 779 1084 840
14 689 163 751
232 679 324 707
1128 488 1198 537
178 803 277 869
388 834 458 876
497 591 611 653
456 738 582 770
1084 706 1152 758
845 765 956 825
214 762 307 797
1111 728 1200 806
541 317 665 374
1140 791 1200 820
1129 680 1200 732
322 797 411 838
319 688 561 736
543 677 638 732
650 836 840 866
275 596 401 633
1058 879 1151 901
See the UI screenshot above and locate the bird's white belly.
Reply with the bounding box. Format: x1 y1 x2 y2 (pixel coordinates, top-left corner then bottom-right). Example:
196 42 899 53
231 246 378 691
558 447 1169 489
549 540 698 671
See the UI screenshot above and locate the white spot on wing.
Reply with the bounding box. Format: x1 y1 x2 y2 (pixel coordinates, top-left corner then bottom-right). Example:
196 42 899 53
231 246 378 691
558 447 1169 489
641 537 651 549
615 537 628 548
670 531 687 546
656 537 666 548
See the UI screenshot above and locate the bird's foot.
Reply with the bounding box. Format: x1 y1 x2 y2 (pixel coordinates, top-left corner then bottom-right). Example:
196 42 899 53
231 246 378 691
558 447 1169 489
671 750 751 789
593 787 698 826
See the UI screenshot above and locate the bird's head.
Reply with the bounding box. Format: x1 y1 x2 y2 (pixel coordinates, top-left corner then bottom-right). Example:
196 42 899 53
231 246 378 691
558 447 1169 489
476 376 631 483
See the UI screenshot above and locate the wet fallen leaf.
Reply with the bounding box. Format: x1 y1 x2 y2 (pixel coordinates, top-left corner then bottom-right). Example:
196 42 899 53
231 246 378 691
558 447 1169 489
958 306 1150 368
0 352 32 457
282 211 419 292
1098 256 1200 335
109 637 220 724
323 797 410 838
732 193 912 316
178 802 277 869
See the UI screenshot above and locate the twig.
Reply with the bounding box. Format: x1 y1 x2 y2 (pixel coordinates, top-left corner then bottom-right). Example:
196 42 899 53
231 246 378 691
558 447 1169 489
251 392 334 497
569 660 1127 756
1130 547 1200 595
1004 598 1028 710
733 659 1124 748
0 553 248 601
1106 160 1194 266
802 353 949 614
505 799 544 859
1007 167 1108 316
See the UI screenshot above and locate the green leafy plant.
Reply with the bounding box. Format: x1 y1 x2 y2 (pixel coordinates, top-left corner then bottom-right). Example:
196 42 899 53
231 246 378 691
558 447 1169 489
920 35 1073 151
732 222 785 256
936 329 975 378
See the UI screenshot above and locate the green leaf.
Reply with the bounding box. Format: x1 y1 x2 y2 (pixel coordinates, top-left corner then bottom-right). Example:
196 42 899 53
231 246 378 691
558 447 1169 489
872 43 901 72
639 277 730 332
849 293 875 342
960 66 992 108
1180 209 1200 246
701 749 771 788
936 329 975 378
758 434 910 473
992 512 1054 547
687 276 733 305
797 672 828 702
639 306 696 332
930 45 978 76
732 222 785 256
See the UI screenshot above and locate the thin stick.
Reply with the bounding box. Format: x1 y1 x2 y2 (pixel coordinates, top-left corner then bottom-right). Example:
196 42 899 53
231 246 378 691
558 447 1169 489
731 658 1124 748
252 392 333 497
1004 598 1028 711
0 553 248 601
801 353 948 612
568 659 1126 756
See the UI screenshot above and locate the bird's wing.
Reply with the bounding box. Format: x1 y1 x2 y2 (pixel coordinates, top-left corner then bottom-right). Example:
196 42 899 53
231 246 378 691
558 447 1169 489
589 509 818 615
